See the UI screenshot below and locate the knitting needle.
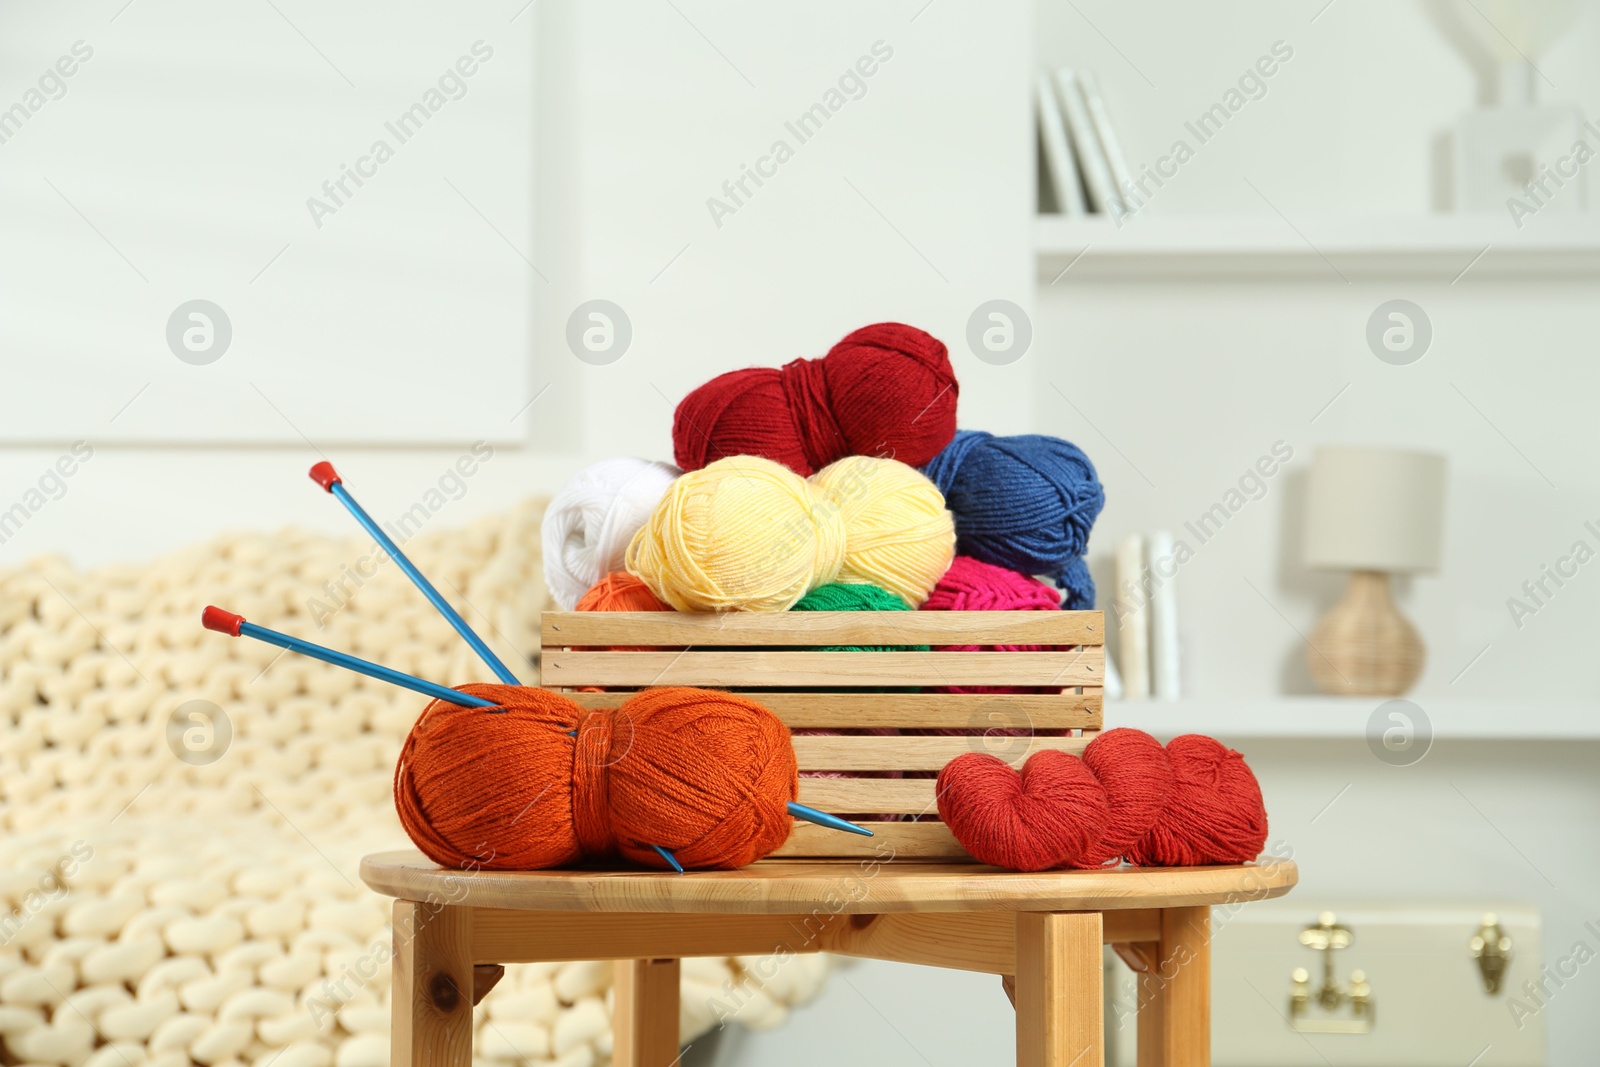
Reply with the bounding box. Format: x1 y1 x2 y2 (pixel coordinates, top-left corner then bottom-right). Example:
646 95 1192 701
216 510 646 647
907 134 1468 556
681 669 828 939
651 845 685 873
202 613 868 861
306 464 687 869
306 463 697 869
788 803 873 836
202 607 499 708
309 462 521 685
644 809 866 873
313 465 872 843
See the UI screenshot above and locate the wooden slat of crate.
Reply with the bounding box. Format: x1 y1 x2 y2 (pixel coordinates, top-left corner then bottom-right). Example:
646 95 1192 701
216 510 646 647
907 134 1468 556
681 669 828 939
774 821 967 859
793 734 1087 771
542 650 1101 688
797 779 941 815
564 691 1103 731
542 610 1104 648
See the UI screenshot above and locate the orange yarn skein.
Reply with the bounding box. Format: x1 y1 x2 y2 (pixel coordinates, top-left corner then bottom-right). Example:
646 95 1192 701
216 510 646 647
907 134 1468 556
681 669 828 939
576 571 673 612
394 684 798 871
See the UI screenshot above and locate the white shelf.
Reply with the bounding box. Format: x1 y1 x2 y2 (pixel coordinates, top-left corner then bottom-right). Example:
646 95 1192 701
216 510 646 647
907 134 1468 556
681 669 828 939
1036 214 1600 280
1107 698 1600 742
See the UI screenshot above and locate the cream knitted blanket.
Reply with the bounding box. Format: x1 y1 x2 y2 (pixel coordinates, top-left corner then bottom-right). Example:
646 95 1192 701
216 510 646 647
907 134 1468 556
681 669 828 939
0 500 828 1067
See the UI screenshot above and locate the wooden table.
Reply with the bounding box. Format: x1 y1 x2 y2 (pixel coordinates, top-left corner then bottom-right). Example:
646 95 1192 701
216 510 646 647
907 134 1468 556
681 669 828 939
362 850 1297 1067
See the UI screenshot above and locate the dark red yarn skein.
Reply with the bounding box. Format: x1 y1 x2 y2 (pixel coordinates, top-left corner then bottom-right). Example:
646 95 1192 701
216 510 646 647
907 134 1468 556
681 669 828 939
672 322 959 477
935 729 1268 872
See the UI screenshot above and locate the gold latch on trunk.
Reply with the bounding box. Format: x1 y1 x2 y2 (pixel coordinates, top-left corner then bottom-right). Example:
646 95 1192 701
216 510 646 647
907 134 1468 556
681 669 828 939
1471 913 1513 995
1289 912 1375 1034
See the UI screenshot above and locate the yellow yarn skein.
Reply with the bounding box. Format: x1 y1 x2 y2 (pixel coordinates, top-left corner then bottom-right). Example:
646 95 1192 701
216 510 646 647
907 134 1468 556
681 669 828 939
625 455 846 612
626 454 955 612
810 455 955 607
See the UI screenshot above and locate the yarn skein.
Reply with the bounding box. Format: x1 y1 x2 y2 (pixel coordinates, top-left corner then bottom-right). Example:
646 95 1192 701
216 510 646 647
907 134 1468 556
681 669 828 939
921 430 1105 609
576 571 673 613
394 684 798 871
673 322 959 477
935 728 1267 872
1078 729 1176 867
626 455 955 612
1124 734 1267 868
810 455 956 607
627 456 843 613
543 457 681 611
932 749 1108 873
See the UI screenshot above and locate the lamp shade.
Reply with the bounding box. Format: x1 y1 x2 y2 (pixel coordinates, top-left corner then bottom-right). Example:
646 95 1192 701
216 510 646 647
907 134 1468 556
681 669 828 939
1303 447 1447 572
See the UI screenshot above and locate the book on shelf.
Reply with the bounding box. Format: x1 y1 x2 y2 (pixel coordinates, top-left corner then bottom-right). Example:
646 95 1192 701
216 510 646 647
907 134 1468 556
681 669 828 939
1147 529 1181 701
1036 72 1086 216
1035 66 1131 220
1109 528 1181 702
1054 69 1121 216
1113 534 1150 700
1078 70 1134 214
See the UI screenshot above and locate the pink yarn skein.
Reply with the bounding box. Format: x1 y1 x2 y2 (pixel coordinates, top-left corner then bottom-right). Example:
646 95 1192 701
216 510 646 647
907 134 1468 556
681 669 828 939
922 555 1061 613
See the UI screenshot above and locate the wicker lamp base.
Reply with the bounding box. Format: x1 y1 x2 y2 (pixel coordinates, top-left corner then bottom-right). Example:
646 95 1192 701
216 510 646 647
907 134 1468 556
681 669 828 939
1307 570 1424 696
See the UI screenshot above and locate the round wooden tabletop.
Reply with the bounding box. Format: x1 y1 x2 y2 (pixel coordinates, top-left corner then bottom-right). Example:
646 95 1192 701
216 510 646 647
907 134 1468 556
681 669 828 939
360 850 1298 915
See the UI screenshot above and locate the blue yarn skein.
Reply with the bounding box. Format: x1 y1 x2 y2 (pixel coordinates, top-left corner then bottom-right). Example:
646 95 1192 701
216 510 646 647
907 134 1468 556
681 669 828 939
920 430 1105 609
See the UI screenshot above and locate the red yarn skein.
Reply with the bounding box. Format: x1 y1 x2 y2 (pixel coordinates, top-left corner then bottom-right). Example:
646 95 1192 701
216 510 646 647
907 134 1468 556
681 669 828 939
935 750 1108 872
1125 734 1268 867
394 685 798 871
672 323 959 476
1077 729 1175 868
935 728 1268 871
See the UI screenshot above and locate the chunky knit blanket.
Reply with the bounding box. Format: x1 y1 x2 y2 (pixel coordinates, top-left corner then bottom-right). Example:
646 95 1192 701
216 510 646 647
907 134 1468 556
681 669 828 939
0 500 828 1067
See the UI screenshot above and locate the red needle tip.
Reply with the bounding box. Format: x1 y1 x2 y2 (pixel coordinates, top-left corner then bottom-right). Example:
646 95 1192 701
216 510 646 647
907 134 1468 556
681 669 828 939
308 462 342 492
202 606 244 636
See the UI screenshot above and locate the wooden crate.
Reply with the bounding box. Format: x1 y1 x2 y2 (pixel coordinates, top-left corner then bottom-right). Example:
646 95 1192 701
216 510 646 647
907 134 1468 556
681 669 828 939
540 610 1105 861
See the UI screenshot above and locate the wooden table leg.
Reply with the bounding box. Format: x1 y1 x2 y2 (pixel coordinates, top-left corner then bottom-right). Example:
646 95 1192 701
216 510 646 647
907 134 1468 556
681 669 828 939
1137 906 1211 1067
1016 912 1104 1067
392 900 474 1067
613 958 682 1067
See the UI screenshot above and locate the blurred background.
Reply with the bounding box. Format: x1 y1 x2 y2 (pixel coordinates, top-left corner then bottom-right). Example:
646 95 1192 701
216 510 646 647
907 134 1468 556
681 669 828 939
2 1 1598 1065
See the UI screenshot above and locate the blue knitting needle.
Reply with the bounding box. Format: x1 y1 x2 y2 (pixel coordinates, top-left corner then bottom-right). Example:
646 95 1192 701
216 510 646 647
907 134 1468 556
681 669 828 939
789 803 873 836
204 609 874 840
199 608 697 866
202 607 499 708
311 466 871 840
309 462 521 685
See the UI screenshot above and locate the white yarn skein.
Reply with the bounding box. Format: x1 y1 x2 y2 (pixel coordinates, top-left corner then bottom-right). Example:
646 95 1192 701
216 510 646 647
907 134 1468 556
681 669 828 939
541 457 680 609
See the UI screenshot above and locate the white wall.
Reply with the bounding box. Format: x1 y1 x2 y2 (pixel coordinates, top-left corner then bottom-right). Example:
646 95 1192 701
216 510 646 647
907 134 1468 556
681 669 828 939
0 0 1034 568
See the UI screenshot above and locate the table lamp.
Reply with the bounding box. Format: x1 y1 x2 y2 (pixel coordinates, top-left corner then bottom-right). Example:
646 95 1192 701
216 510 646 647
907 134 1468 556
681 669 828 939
1302 447 1447 695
